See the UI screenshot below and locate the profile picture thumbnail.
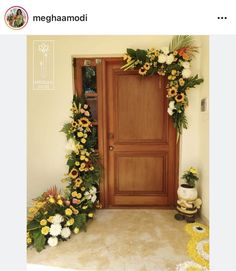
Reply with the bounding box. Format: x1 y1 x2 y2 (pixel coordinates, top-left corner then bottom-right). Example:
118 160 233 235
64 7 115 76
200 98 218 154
5 6 28 29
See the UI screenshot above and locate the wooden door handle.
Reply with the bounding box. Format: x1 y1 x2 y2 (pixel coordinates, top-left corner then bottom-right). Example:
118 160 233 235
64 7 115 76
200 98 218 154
109 146 114 151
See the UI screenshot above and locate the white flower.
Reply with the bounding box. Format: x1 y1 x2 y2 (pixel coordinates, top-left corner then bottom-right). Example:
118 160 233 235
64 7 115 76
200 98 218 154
167 101 176 116
160 46 169 55
48 237 58 247
182 68 192 78
84 186 97 203
52 214 64 224
176 260 208 271
66 138 76 153
169 101 175 110
61 227 71 239
181 61 190 69
50 224 62 237
158 54 167 63
166 54 174 65
167 108 174 116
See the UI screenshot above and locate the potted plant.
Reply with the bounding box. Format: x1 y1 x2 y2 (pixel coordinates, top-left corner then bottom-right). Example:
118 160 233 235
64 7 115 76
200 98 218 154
177 167 199 201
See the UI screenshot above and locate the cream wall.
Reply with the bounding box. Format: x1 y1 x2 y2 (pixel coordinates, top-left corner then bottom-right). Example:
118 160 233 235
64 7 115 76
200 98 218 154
27 36 209 221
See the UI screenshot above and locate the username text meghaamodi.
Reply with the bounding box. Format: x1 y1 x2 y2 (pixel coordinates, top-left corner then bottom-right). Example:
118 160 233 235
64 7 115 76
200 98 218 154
32 14 87 23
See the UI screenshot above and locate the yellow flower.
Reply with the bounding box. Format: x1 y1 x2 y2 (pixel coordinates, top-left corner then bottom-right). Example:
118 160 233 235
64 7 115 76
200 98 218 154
57 199 63 206
85 158 89 162
75 161 80 166
81 187 85 191
48 197 55 204
144 62 151 70
171 70 177 75
179 78 185 86
74 178 83 188
71 121 78 128
47 216 54 223
27 232 30 238
71 191 78 198
40 219 47 226
82 205 88 209
74 227 80 234
83 134 88 139
190 167 198 174
81 138 86 144
138 67 147 76
90 166 94 171
27 237 32 244
168 87 177 97
69 168 79 179
77 131 83 137
69 218 74 225
76 193 82 199
88 213 94 218
80 155 86 161
175 93 185 103
41 226 50 235
79 117 91 128
65 208 73 216
86 152 90 156
79 167 85 172
81 163 86 168
29 207 37 214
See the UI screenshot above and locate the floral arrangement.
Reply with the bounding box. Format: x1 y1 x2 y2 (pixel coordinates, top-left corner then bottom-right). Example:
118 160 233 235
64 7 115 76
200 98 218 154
121 36 204 136
27 95 101 251
182 167 199 187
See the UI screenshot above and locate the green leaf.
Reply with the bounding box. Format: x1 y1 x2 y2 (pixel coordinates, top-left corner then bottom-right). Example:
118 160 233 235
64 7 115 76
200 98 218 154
31 231 46 252
27 220 40 231
74 213 87 229
127 48 136 58
136 49 147 63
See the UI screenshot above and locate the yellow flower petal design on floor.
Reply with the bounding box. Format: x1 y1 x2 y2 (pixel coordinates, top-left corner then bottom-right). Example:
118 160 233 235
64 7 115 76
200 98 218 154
176 260 209 271
187 238 209 268
185 223 209 239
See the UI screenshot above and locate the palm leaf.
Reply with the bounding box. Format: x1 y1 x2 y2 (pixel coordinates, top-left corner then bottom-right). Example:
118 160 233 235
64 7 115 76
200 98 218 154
169 35 199 57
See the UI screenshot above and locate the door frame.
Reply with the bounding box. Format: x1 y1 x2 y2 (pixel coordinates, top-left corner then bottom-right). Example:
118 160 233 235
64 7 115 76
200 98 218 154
73 57 179 208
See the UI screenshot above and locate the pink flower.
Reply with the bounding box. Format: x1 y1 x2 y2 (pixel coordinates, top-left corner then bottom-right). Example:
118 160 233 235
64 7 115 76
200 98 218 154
65 200 70 206
84 111 90 117
80 108 85 113
72 198 79 204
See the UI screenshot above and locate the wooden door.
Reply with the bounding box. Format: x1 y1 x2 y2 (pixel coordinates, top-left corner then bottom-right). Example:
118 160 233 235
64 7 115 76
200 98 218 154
105 59 178 207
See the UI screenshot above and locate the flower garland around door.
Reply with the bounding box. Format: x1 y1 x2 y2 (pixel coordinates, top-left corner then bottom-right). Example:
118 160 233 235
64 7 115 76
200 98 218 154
121 35 204 136
27 95 101 251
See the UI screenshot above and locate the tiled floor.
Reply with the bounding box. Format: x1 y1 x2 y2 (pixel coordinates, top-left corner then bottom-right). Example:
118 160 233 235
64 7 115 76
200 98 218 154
28 209 192 271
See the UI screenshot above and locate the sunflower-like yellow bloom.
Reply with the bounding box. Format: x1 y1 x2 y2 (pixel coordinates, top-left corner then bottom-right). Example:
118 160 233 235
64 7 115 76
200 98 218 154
79 117 91 128
69 168 79 179
168 87 177 97
138 67 147 76
71 121 78 128
57 199 63 206
175 93 185 103
144 62 151 70
27 237 32 244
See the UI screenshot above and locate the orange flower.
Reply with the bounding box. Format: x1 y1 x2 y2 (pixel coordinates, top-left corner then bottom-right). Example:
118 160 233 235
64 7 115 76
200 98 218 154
178 48 190 60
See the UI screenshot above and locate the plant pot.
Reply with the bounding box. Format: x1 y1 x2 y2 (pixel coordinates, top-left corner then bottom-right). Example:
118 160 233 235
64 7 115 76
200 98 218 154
177 184 198 201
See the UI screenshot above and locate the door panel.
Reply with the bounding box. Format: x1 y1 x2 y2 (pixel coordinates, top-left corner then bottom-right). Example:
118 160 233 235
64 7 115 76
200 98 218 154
106 59 178 207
